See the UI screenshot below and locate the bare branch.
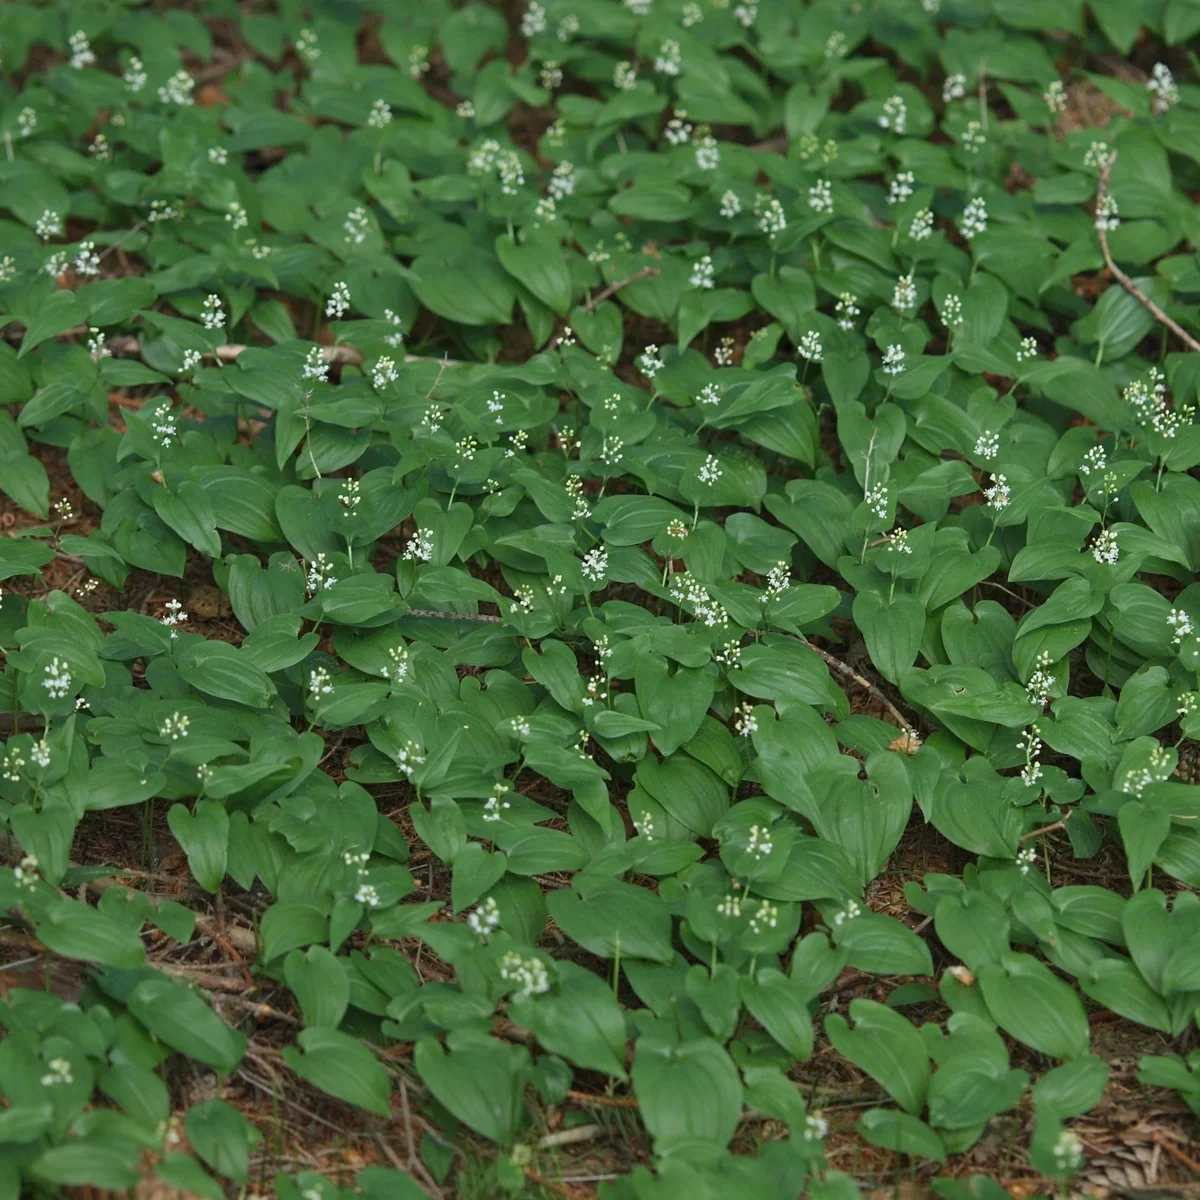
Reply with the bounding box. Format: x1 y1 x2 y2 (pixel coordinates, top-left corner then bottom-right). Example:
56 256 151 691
1096 152 1200 353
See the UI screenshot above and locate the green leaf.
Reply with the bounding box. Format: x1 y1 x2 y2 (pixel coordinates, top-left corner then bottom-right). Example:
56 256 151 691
825 1000 930 1114
167 801 229 893
33 898 147 969
175 639 277 708
128 976 245 1073
853 592 925 685
495 234 572 316
632 1035 743 1151
284 1029 391 1117
284 947 351 1029
858 1109 947 1164
739 970 815 1060
513 960 628 1079
413 1036 527 1144
978 953 1090 1059
547 878 674 962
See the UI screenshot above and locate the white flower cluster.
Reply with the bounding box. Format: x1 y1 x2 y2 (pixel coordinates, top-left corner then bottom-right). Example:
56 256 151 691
886 171 914 206
882 345 905 376
960 121 986 153
1168 608 1193 646
467 897 501 940
808 178 833 214
484 782 512 822
983 473 1010 510
959 196 987 239
325 281 351 318
879 95 907 134
500 951 550 996
669 572 729 628
306 552 337 594
943 73 966 102
1044 80 1066 113
974 430 998 460
160 712 190 740
798 331 823 362
1147 63 1178 114
835 293 860 330
160 598 187 636
892 272 917 312
1090 528 1118 565
395 740 425 780
1025 650 1055 708
68 31 96 69
1018 726 1042 788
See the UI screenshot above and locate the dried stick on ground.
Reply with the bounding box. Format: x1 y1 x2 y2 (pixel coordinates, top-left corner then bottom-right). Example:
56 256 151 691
582 265 659 312
1096 153 1200 353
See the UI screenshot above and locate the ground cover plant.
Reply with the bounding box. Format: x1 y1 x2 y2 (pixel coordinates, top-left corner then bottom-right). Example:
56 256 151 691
3 0 1200 1196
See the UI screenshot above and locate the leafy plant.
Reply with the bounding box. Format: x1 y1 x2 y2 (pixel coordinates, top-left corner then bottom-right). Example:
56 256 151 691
2 0 1200 1195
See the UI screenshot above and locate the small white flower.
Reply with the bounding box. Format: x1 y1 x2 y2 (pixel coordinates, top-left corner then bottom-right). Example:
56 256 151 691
160 599 187 636
717 893 742 918
42 659 72 700
887 528 912 555
29 740 51 769
88 134 111 161
302 346 328 383
959 121 987 154
343 206 370 245
694 133 720 170
804 1113 829 1141
87 329 110 361
1025 650 1055 708
14 855 38 886
309 667 334 697
1052 1129 1084 1173
306 553 338 594
225 201 248 231
664 112 693 146
757 197 787 240
500 951 550 996
208 146 228 165
715 337 735 366
1044 80 1066 113
540 60 563 89
762 561 791 600
689 255 715 289
520 2 547 36
181 349 202 373
865 482 889 521
355 883 380 908
381 645 409 684
1079 445 1107 477
339 478 361 516
835 292 860 330
808 178 834 214
736 3 758 29
959 196 988 240
68 31 96 70
732 701 757 736
681 2 703 25
201 294 225 331
625 0 652 12
40 1057 73 1087
160 712 190 741
456 99 476 119
123 57 147 93
878 95 907 134
638 344 665 379
325 281 351 319
150 401 178 448
882 344 905 376
906 206 933 241
892 272 917 312
1015 336 1039 363
983 473 1010 510
1147 63 1178 115
581 547 608 583
73 241 100 276
548 160 575 200
824 31 846 58
35 210 62 241
748 900 778 933
886 171 914 206
295 28 320 63
719 189 741 218
1084 140 1112 170
798 331 823 362
157 70 195 106
942 73 966 103
668 518 690 540
697 383 722 407
1090 528 1119 565
1168 608 1194 646
940 294 964 328
1095 193 1119 232
715 639 741 668
366 98 392 129
974 431 999 460
483 782 513 821
467 896 502 939
832 899 861 926
17 107 37 138
371 356 399 391
395 740 425 779
699 454 722 485
654 39 681 76
613 61 637 91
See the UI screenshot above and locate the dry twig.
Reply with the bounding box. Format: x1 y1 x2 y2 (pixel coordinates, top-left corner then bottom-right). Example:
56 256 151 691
1096 154 1200 352
583 265 659 312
